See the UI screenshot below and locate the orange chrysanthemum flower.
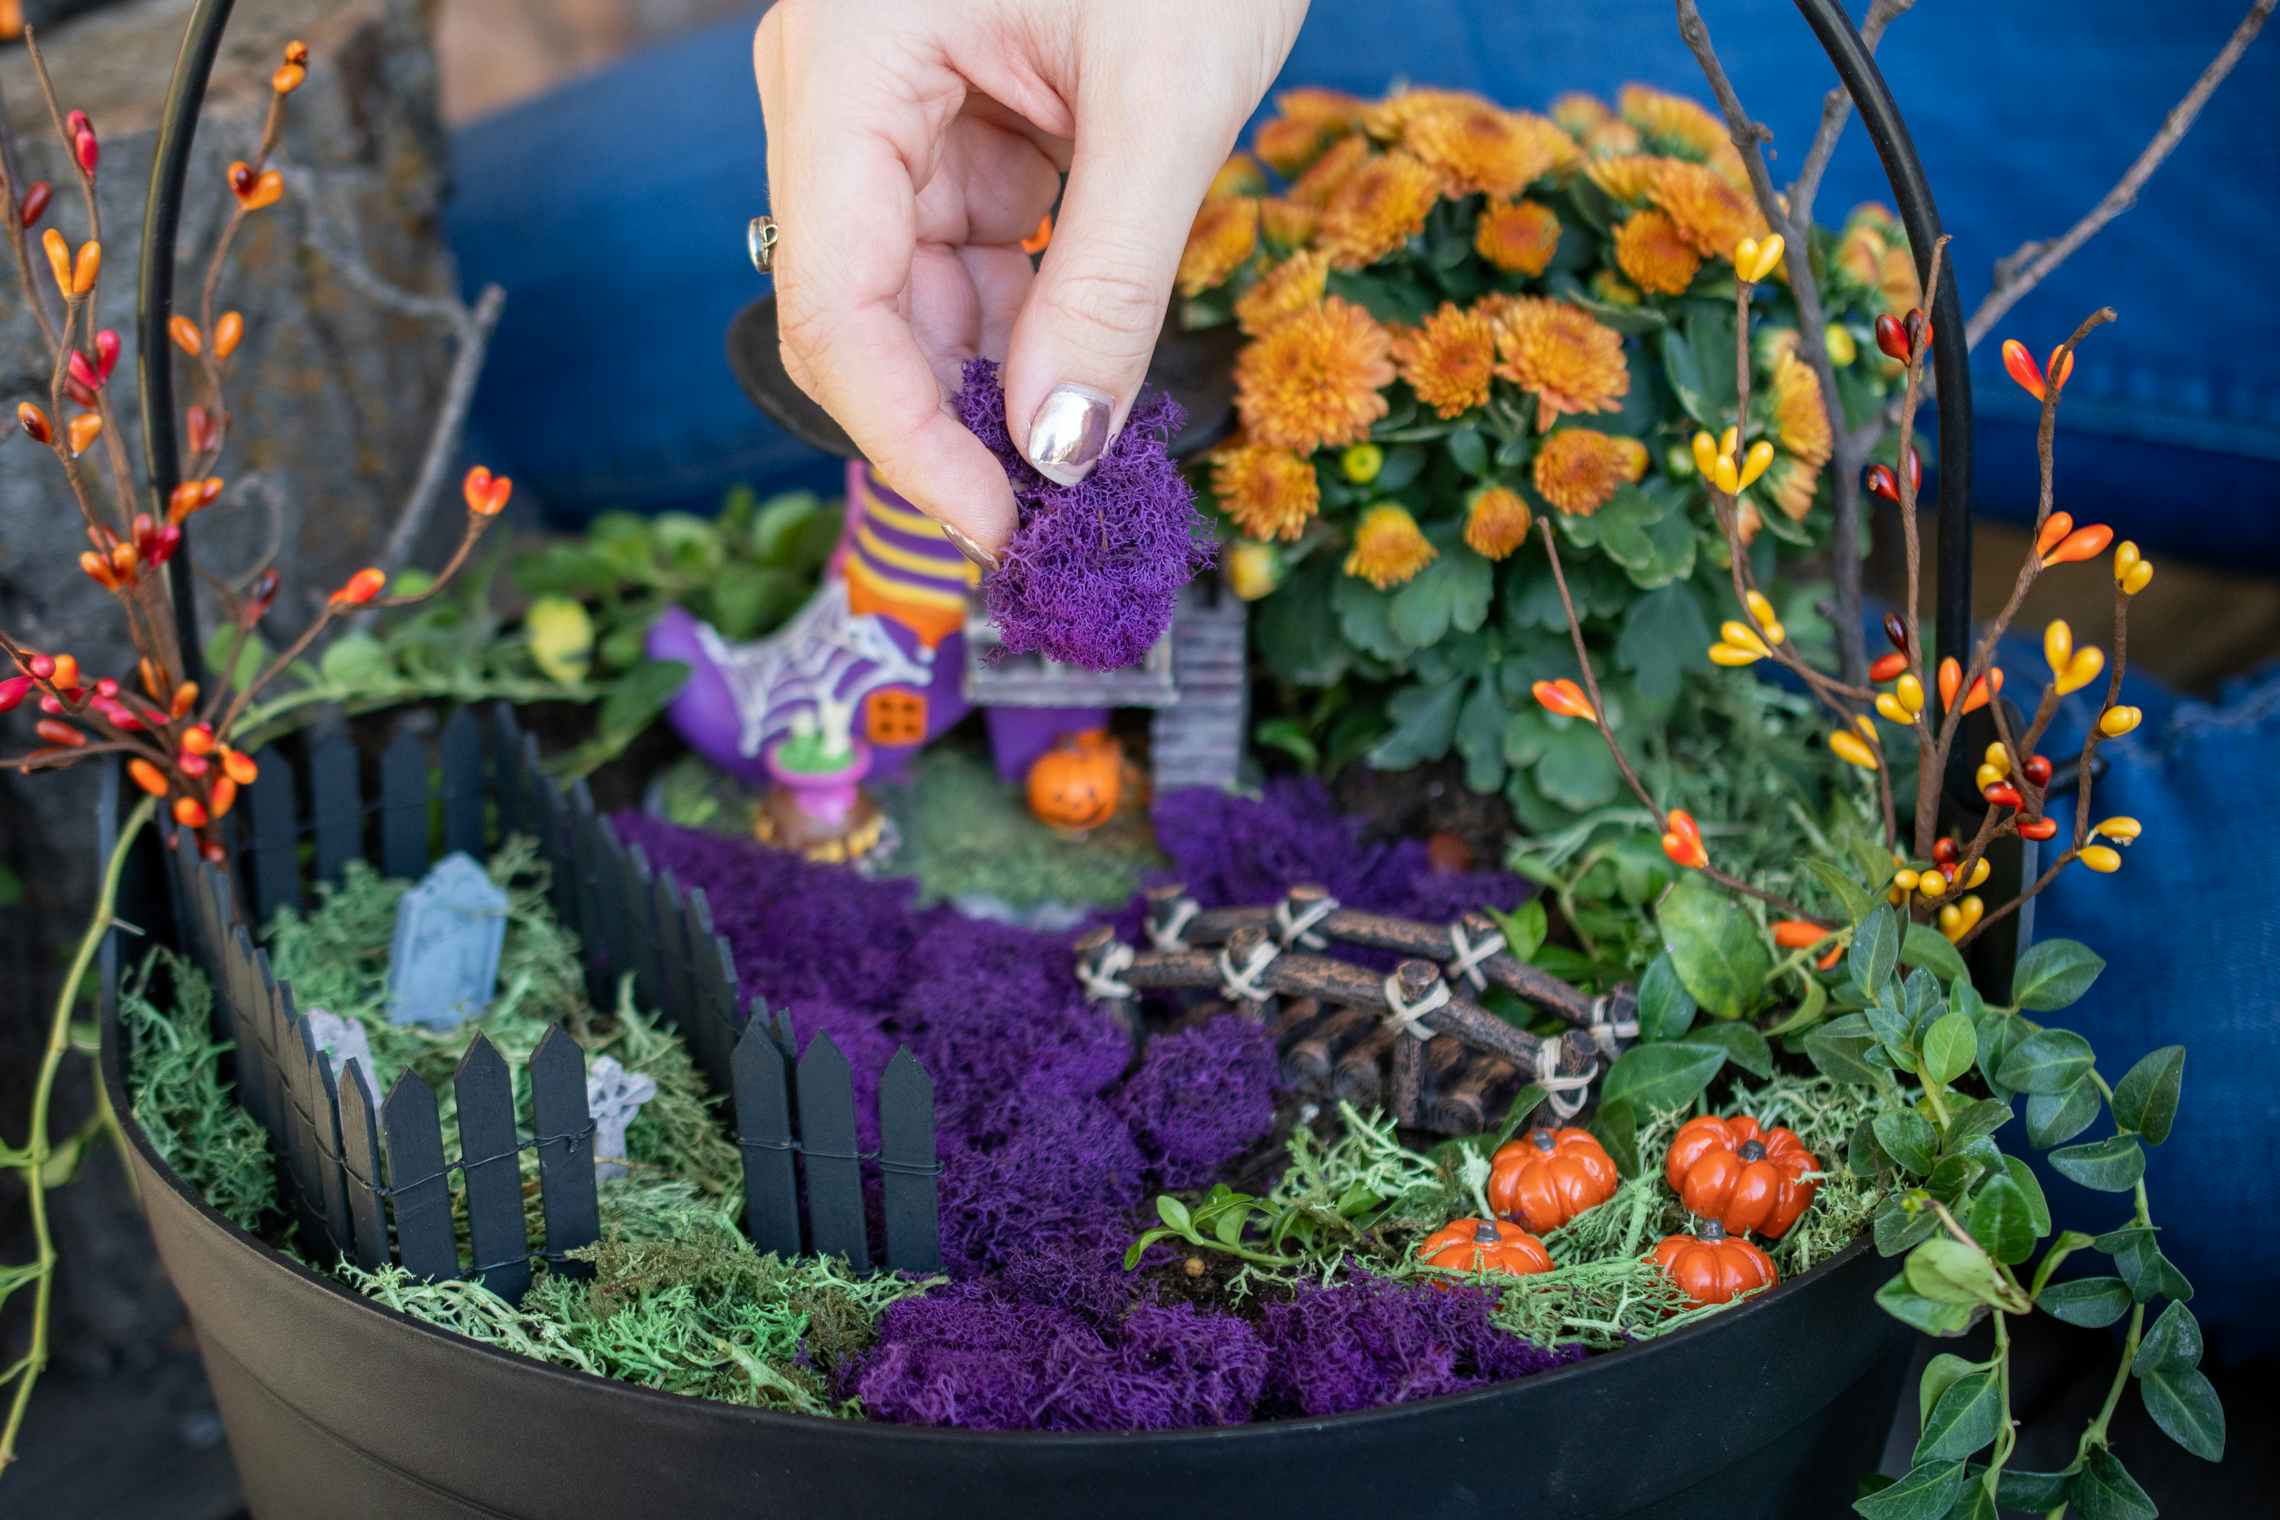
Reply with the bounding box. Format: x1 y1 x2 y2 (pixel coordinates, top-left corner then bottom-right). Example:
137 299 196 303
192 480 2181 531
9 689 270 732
1360 87 1495 142
1288 134 1372 209
1259 196 1318 249
1235 248 1329 336
1209 152 1267 201
1584 120 1645 159
1403 102 1572 197
1474 199 1562 276
1839 204 1918 309
1490 297 1631 431
1550 92 1613 135
1317 148 1443 269
1533 428 1648 516
1256 116 1342 177
1772 350 1832 469
1463 484 1535 560
1762 454 1821 524
1650 160 1770 261
1612 208 1702 296
1212 441 1322 541
1344 503 1437 588
1234 295 1396 453
1586 154 1678 205
1177 196 1259 298
1392 303 1497 419
1278 87 1368 129
1617 83 1727 161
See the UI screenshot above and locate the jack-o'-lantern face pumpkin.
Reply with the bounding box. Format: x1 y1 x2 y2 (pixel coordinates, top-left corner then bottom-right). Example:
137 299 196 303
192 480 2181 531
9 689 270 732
1027 730 1122 831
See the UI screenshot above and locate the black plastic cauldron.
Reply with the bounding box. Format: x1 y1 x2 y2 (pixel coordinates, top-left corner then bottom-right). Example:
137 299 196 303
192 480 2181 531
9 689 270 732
105 1 1982 1514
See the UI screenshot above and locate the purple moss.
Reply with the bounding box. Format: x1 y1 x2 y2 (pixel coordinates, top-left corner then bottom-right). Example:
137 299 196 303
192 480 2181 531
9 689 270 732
849 1284 1266 1431
955 358 1214 672
1115 1014 1279 1190
1256 1274 1585 1418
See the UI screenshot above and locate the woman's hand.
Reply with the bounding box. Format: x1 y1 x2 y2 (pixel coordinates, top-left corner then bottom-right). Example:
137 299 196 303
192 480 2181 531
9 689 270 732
754 0 1308 563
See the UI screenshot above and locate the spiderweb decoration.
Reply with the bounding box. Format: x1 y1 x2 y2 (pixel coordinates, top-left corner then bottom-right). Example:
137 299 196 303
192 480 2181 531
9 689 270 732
696 590 933 759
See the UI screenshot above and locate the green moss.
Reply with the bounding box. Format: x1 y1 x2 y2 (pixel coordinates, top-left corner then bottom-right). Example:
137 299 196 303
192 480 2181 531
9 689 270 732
880 743 1165 910
121 947 279 1232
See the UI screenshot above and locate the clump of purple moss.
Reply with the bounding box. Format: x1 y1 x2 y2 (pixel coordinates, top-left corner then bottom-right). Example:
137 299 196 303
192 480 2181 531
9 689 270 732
954 358 1213 672
1115 1014 1278 1190
1257 1274 1585 1418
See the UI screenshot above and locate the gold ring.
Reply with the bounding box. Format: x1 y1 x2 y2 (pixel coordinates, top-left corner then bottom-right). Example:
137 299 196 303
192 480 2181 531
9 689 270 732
747 214 780 273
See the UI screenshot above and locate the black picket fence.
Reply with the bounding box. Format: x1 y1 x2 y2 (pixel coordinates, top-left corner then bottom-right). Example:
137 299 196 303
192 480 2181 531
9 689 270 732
158 704 942 1302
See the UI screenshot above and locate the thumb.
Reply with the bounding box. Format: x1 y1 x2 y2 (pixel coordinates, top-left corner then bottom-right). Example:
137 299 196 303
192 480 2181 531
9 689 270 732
1000 87 1236 486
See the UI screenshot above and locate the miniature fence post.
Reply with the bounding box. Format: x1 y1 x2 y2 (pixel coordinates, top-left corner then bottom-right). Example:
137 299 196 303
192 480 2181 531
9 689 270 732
380 729 431 881
308 731 363 887
244 752 301 923
529 1026 600 1277
878 1048 940 1273
273 977 330 1249
797 1034 869 1270
625 844 666 1017
439 708 486 859
303 1019 355 1258
593 829 638 1015
484 704 525 845
732 1011 802 1255
380 1070 457 1281
454 1033 532 1302
652 871 696 1047
219 922 275 1141
566 780 609 1007
682 890 738 1095
335 1058 389 1272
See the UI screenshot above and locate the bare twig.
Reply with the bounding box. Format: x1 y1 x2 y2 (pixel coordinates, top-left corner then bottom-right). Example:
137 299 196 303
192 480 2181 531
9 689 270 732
1675 0 1869 682
1965 0 2273 348
1789 0 1916 227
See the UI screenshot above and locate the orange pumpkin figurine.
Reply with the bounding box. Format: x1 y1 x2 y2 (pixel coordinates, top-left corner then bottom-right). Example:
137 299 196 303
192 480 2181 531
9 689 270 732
1025 729 1123 832
1418 1217 1554 1280
1651 1220 1777 1307
1488 1126 1619 1234
1664 1113 1820 1239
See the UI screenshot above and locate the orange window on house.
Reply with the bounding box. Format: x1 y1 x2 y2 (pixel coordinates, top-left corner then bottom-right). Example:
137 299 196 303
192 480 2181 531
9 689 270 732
866 688 927 745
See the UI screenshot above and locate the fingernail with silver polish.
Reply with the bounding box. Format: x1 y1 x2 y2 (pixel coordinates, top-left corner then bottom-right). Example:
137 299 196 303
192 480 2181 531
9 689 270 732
940 523 1002 573
1026 384 1115 486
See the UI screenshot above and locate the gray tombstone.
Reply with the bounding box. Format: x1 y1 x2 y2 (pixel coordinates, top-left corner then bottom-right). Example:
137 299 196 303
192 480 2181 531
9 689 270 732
386 853 508 1028
585 1056 657 1183
304 1009 377 1088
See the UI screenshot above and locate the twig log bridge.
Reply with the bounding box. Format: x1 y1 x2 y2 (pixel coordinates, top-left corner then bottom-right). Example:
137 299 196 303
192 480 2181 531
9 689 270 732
1075 885 1634 1135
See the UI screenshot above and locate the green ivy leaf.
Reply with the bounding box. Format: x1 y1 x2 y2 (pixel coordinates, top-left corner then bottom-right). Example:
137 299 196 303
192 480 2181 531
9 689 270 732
1156 1195 1193 1234
1916 1352 1983 1428
1530 721 1623 810
1452 677 1510 792
1964 1175 2036 1265
2038 1276 2133 1328
1599 1040 1728 1113
2025 1078 2102 1148
1906 1237 2014 1309
2069 1446 2158 1520
1912 1367 2000 1464
2110 1045 2185 1145
1806 858 1877 927
1874 1271 1975 1336
1995 1028 2095 1095
1634 952 1698 1042
1589 1098 1641 1178
2011 938 2106 1012
1943 1099 2015 1147
1655 874 1771 1019
1850 1458 1964 1520
2097 1225 2195 1304
2140 1364 2226 1461
596 658 689 738
1865 990 1914 1065
2134 1300 2203 1375
1446 427 1488 478
1331 572 1408 661
1874 1110 1938 1177
1688 1021 1773 1079
2049 1135 2145 1193
1900 923 1967 983
317 631 392 688
1874 1197 1938 1256
1805 1013 1884 1086
1993 1469 2077 1510
1850 906 1900 1000
2003 1156 2052 1237
1920 1012 1977 1087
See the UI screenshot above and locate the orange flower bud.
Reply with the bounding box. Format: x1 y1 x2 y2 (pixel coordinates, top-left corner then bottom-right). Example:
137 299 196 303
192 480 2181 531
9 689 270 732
67 412 102 457
138 658 165 700
173 796 210 829
1659 808 1709 871
212 311 244 360
70 240 100 295
2041 523 2114 569
79 550 119 589
180 722 217 756
170 682 200 719
284 40 310 66
272 63 306 95
17 401 52 443
221 746 259 785
128 758 170 797
331 567 385 607
1772 919 1827 950
229 162 285 212
169 315 204 356
51 653 79 691
35 718 86 749
2033 511 2074 561
1530 678 1597 724
462 464 513 517
209 774 239 820
168 476 225 524
40 226 69 295
1936 656 2002 715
